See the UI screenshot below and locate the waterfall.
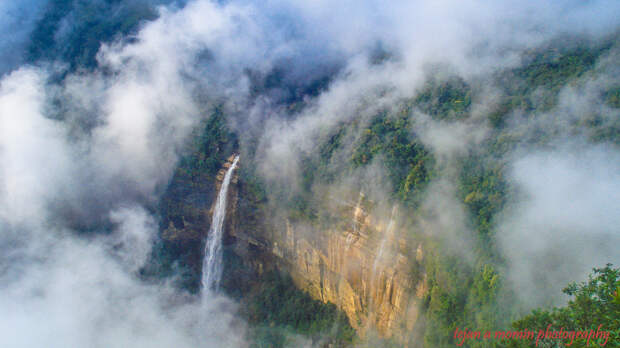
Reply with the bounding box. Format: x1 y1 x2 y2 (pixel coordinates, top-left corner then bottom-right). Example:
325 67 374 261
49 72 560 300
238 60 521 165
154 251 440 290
201 155 239 293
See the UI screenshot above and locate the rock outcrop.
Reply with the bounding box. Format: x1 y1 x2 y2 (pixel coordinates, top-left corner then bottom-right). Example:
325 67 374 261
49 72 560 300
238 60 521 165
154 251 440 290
227 178 427 344
163 156 427 343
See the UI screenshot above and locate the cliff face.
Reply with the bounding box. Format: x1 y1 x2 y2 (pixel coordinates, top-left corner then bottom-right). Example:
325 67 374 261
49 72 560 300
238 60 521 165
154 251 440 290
283 219 426 339
231 206 426 343
158 154 240 291
226 175 427 343
162 156 427 343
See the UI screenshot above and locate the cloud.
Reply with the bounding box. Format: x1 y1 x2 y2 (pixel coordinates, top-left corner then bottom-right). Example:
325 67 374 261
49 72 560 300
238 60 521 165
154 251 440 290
0 235 246 348
498 145 620 307
0 59 247 347
0 68 72 228
0 2 259 345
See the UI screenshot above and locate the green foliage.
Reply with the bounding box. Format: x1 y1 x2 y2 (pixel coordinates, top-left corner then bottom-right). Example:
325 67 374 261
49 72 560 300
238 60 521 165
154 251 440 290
235 166 269 236
288 193 319 222
606 87 620 109
423 252 511 348
317 127 346 182
28 0 158 70
142 243 200 293
285 111 434 222
421 42 616 348
508 264 620 348
415 77 472 121
515 47 598 91
177 107 239 180
147 108 238 293
278 125 346 223
143 33 618 348
243 270 356 347
490 42 611 127
458 154 509 250
582 112 620 146
253 40 617 348
351 112 435 205
488 97 528 128
422 252 470 347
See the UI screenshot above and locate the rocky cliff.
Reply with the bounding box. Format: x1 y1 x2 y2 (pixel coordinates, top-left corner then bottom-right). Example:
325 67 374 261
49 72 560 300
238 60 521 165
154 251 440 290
161 155 427 344
228 165 427 344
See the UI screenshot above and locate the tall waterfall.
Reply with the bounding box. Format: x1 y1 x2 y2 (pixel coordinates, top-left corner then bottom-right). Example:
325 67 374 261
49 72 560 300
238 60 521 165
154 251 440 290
201 155 239 293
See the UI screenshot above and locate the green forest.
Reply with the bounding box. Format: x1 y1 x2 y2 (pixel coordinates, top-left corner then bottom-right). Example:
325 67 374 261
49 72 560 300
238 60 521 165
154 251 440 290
159 36 619 347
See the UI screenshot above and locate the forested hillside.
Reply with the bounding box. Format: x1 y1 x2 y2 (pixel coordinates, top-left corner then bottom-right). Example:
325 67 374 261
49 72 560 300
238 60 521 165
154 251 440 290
154 33 619 346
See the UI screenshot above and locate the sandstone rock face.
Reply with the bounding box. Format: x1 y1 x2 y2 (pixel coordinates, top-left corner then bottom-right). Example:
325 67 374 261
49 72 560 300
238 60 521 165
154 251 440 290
165 156 427 343
227 181 427 344
277 213 425 343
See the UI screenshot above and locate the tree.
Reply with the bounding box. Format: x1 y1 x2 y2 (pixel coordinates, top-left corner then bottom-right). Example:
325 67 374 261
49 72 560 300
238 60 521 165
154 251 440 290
508 264 620 348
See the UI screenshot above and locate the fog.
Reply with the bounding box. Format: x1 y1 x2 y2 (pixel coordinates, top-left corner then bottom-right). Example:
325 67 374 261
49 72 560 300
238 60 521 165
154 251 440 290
499 145 620 306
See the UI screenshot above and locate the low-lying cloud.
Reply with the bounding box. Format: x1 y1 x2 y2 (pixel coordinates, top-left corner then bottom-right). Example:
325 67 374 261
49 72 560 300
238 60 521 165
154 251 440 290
499 145 620 307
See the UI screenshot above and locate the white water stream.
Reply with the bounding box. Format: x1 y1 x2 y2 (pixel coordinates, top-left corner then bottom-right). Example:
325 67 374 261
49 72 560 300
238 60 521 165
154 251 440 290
201 155 239 293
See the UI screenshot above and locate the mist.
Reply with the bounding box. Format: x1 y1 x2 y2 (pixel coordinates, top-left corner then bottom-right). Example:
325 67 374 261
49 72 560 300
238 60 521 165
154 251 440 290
499 145 620 307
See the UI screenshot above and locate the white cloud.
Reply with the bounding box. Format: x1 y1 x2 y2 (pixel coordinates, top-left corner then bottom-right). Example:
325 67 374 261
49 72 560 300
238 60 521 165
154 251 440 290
499 146 620 307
